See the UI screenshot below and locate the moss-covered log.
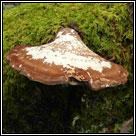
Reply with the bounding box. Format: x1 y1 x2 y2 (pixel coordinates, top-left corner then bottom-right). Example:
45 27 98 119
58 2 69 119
3 3 133 133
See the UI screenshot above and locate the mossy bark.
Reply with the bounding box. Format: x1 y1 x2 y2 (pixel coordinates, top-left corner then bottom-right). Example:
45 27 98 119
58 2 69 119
3 3 133 133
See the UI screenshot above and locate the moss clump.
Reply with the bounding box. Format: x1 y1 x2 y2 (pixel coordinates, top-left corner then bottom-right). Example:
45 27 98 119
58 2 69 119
3 3 133 133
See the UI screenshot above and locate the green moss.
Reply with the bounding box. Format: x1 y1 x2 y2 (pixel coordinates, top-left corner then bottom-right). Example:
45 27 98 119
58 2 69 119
3 3 133 133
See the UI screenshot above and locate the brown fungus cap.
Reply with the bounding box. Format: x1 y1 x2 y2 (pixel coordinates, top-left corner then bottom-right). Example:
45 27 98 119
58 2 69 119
6 28 128 91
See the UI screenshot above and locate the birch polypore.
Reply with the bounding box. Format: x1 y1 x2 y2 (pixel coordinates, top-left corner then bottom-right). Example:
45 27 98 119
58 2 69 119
6 28 128 91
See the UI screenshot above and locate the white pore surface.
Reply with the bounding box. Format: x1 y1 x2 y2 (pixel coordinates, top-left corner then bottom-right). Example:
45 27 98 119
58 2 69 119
24 29 111 73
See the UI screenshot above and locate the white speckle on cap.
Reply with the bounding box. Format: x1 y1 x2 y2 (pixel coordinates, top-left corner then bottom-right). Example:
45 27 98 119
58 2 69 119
24 29 112 73
87 72 91 78
106 84 109 87
54 30 84 49
56 31 63 38
25 46 111 73
12 65 15 68
71 29 74 33
19 64 22 68
27 73 30 77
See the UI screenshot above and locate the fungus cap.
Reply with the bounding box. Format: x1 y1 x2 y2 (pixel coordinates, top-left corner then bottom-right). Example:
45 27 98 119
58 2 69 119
6 28 128 91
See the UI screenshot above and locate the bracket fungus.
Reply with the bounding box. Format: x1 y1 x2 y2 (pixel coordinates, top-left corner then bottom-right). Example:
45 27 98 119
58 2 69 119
6 28 128 91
